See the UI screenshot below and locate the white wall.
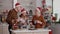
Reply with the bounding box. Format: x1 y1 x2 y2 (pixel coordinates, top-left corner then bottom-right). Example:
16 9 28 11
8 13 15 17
13 0 17 8
17 0 36 11
0 0 13 13
36 0 42 7
46 0 52 6
53 0 60 21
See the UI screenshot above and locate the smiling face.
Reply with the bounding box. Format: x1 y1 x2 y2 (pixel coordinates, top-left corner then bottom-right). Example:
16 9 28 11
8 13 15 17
35 8 41 16
15 5 23 12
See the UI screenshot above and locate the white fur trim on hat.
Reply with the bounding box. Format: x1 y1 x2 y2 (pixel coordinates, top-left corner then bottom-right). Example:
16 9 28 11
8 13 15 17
36 8 41 13
16 5 22 7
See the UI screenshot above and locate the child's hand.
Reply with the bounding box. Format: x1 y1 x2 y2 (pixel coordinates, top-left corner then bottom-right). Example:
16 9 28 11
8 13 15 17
36 20 42 24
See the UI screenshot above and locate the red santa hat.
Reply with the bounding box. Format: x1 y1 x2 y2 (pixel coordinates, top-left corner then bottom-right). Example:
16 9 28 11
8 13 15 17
36 7 42 13
21 8 27 14
15 3 21 7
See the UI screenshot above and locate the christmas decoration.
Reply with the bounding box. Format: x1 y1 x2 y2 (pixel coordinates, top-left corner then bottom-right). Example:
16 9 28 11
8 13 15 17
15 3 20 6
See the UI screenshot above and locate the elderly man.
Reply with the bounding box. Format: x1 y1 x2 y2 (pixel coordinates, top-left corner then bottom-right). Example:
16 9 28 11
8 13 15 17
32 7 46 29
6 3 23 34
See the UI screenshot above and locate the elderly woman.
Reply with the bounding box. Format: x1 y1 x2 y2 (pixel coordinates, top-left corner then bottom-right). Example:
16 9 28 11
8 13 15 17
32 7 46 29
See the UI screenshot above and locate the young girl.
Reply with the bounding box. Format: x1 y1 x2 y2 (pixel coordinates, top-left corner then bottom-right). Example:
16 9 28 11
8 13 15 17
18 9 28 29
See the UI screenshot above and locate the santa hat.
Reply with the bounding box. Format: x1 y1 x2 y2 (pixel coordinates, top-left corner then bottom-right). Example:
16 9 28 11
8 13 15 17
15 3 21 6
21 8 27 13
36 7 42 13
